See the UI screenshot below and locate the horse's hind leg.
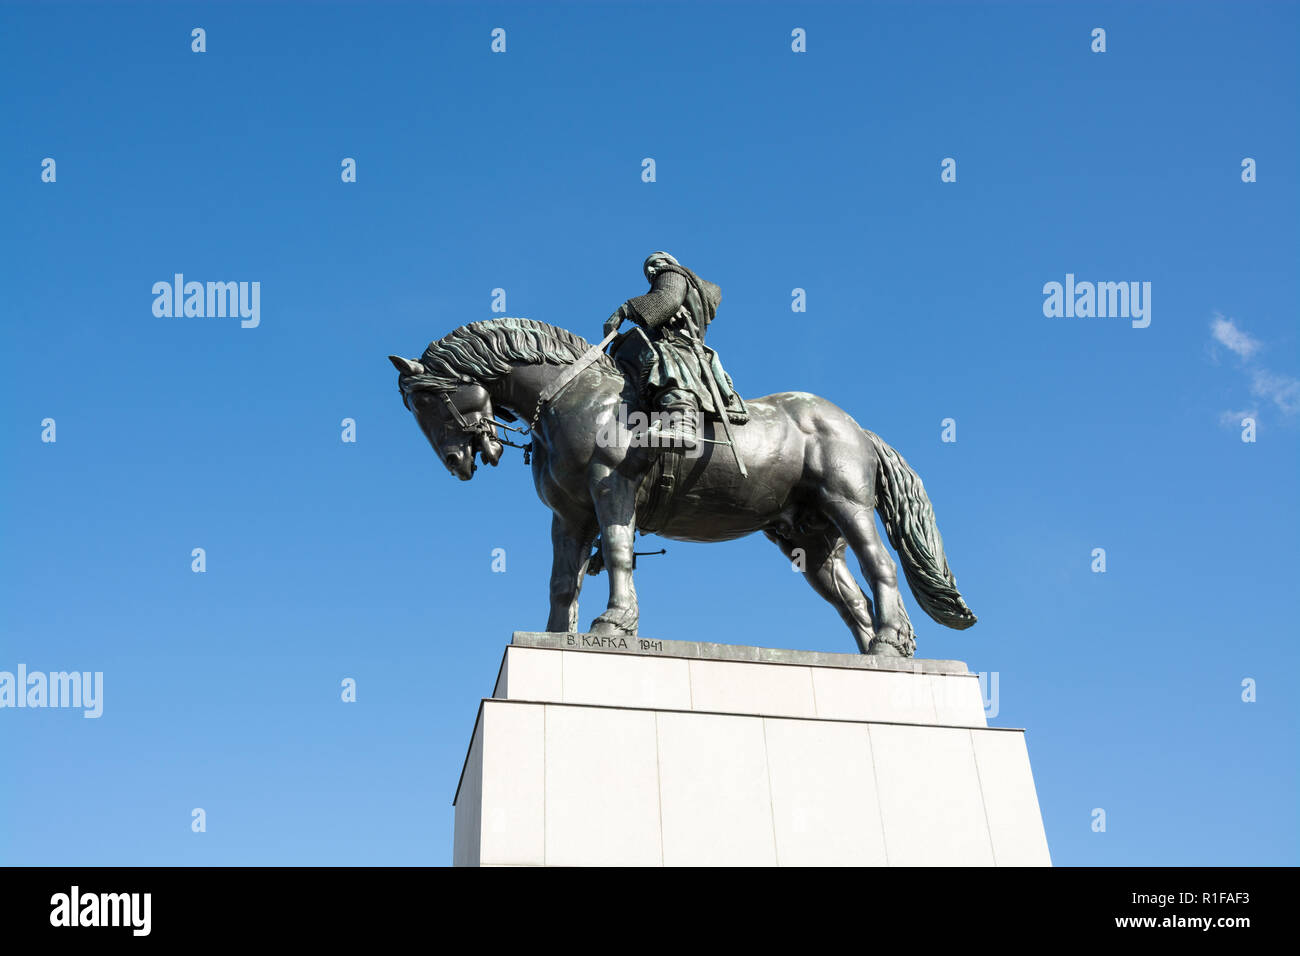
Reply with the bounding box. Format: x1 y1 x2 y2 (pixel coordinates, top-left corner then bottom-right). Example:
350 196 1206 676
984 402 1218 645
818 495 917 657
764 528 876 653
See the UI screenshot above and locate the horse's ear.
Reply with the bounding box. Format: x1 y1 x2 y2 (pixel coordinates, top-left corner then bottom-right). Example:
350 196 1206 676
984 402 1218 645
389 355 425 376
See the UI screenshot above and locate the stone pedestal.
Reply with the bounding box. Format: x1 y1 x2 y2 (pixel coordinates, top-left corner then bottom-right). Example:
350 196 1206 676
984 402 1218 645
452 632 1051 867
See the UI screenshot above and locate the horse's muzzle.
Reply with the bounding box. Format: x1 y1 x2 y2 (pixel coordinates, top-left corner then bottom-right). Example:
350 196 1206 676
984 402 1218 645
445 449 477 481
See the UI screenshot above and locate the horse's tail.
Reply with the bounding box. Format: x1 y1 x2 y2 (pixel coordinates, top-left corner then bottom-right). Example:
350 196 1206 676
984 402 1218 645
862 429 977 631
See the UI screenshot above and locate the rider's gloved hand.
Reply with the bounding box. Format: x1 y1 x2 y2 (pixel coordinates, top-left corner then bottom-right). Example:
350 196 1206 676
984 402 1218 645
603 305 626 339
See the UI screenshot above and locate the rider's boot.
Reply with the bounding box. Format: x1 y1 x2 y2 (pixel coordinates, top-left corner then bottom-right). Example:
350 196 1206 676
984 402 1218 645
649 389 699 450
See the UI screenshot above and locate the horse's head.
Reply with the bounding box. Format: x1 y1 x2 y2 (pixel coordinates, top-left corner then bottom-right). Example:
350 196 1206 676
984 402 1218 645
389 356 504 481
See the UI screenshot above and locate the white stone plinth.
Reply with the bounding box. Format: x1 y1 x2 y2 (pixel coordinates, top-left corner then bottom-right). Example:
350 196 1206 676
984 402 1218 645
452 633 1051 867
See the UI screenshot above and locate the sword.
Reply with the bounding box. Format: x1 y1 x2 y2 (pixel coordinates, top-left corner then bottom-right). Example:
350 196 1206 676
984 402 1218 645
680 312 748 479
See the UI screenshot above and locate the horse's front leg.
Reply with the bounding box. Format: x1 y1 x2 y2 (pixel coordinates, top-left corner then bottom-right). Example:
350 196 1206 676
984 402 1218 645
547 514 595 633
588 471 640 636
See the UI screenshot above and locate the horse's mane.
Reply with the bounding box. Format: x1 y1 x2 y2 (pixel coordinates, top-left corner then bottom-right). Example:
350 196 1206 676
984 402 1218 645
402 317 618 394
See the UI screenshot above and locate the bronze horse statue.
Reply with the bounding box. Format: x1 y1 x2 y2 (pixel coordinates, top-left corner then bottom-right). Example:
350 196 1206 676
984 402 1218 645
390 318 975 657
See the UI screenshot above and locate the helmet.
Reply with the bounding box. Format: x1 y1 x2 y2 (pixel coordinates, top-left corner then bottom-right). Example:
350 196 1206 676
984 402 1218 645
643 251 679 280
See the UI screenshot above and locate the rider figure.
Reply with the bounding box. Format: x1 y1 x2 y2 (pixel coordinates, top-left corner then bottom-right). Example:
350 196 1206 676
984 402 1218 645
604 252 746 450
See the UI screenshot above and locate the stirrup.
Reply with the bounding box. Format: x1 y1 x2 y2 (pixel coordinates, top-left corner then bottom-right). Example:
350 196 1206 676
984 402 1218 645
646 417 698 449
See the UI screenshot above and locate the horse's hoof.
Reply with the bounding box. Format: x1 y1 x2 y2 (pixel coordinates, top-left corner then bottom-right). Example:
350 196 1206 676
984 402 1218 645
589 609 638 636
866 638 906 658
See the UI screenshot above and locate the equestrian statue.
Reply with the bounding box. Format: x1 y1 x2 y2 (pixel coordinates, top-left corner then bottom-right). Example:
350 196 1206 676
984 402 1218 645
389 252 976 657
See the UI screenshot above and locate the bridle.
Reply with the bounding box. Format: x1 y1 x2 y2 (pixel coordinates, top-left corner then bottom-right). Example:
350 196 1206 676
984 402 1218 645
436 391 536 460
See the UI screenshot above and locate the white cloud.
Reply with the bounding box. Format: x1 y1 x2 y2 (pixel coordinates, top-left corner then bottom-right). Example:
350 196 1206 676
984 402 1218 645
1210 314 1261 360
1208 314 1296 424
1219 409 1257 428
1250 370 1300 415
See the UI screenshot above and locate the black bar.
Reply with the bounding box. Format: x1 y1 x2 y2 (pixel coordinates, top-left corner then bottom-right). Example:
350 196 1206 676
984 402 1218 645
0 866 1286 942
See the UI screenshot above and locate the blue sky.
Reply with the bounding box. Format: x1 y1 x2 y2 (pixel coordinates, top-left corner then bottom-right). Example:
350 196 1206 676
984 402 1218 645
1 0 1296 866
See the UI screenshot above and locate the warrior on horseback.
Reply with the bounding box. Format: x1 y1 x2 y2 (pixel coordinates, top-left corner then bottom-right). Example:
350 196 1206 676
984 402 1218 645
604 252 747 451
